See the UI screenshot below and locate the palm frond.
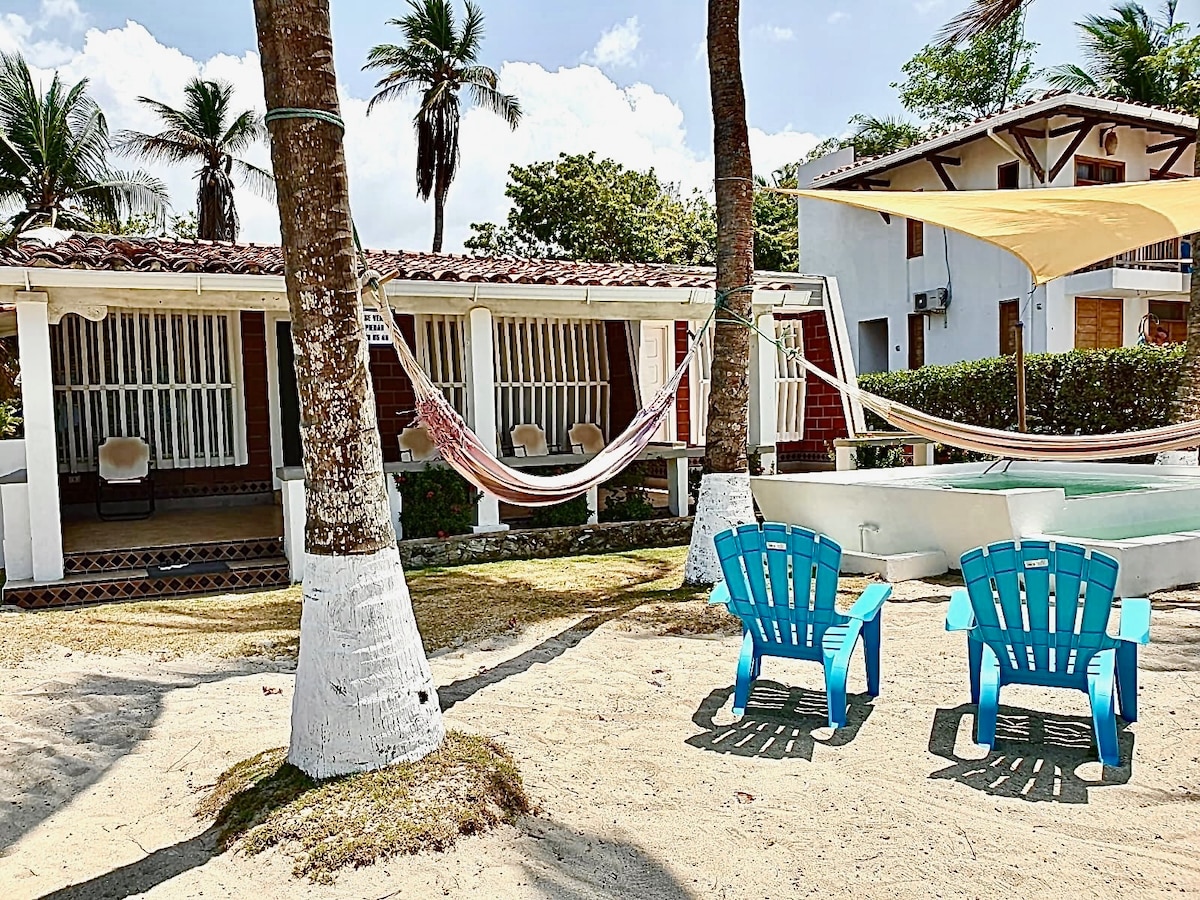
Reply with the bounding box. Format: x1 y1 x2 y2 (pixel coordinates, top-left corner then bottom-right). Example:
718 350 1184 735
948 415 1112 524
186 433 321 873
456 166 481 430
1047 63 1104 94
468 83 521 129
232 158 275 199
113 130 209 165
940 0 1027 46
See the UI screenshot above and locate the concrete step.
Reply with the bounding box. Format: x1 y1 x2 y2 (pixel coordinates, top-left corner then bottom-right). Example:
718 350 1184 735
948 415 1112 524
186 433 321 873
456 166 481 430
63 536 285 576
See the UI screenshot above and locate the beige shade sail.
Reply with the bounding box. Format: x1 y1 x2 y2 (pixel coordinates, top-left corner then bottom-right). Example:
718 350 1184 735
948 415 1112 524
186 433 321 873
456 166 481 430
775 178 1200 284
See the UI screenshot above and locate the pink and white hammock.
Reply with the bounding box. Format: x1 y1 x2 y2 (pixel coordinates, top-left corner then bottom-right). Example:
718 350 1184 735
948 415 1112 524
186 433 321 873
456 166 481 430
370 292 701 507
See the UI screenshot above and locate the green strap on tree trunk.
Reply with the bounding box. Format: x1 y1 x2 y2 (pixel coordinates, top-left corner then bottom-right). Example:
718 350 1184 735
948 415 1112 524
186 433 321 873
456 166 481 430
264 107 346 131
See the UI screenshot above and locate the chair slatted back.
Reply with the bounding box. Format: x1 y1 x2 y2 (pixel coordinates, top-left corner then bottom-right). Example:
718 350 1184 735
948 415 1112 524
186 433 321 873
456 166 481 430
715 523 843 652
960 540 1119 679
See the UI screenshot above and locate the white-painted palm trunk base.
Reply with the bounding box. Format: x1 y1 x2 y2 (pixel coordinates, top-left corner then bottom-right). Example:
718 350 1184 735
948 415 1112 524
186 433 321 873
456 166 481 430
289 546 445 779
684 472 756 586
1157 450 1198 466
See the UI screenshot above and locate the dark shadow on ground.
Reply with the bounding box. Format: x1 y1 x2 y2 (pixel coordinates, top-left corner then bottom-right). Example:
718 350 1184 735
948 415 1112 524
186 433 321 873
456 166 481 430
438 606 632 711
34 826 219 900
517 817 694 900
1140 618 1200 672
0 667 264 853
685 680 874 761
927 703 1133 804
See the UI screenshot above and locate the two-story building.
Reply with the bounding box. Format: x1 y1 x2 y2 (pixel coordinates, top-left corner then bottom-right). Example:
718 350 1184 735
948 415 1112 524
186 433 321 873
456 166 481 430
798 92 1198 373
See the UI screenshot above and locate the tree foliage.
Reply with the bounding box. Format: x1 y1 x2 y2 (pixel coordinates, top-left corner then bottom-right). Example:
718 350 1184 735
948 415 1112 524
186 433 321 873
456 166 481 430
465 152 716 265
365 0 519 252
1048 2 1182 102
466 152 800 271
116 78 272 242
802 115 928 165
0 52 167 241
896 11 1037 126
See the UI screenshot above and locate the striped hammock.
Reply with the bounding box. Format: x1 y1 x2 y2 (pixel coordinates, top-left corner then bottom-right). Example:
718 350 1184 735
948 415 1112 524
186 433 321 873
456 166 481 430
792 350 1200 461
370 292 699 506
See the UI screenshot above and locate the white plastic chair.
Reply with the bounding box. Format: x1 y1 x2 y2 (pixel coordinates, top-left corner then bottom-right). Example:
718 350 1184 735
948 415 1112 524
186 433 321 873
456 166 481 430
569 423 606 454
510 424 550 457
96 436 154 520
398 425 440 462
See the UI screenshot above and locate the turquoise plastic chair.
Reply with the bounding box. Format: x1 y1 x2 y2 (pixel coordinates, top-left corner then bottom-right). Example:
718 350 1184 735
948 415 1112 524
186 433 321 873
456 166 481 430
946 540 1151 767
709 523 891 728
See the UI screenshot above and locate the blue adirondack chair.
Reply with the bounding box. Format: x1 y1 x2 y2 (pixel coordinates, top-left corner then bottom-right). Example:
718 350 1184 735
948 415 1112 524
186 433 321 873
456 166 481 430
709 523 892 728
946 540 1151 767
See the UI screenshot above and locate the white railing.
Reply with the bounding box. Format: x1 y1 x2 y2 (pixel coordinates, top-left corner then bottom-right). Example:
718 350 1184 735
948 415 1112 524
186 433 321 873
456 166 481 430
415 314 469 416
775 322 806 442
51 310 245 473
1081 238 1187 273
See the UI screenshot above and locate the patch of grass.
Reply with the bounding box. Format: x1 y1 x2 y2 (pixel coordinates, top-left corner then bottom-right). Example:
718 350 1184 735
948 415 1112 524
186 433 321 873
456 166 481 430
197 730 531 883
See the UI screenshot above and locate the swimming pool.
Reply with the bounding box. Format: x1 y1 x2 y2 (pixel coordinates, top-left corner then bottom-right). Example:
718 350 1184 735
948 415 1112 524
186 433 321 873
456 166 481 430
751 461 1200 595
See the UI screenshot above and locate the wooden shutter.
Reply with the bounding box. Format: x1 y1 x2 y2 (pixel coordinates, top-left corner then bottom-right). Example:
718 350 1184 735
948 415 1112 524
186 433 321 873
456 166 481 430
1074 298 1124 349
999 299 1020 355
906 219 924 259
908 314 925 369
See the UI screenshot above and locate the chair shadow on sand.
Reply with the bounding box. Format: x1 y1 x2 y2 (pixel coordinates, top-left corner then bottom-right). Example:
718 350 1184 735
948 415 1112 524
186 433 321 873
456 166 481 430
685 680 874 761
927 703 1134 804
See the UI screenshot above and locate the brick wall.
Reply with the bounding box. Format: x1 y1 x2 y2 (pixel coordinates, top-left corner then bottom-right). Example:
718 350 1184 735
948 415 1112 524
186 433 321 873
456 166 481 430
369 315 418 464
777 310 849 465
675 320 692 444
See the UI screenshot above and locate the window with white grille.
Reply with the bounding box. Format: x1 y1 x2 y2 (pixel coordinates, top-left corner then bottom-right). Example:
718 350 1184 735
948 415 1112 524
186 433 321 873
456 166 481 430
775 321 807 442
52 310 247 473
689 323 714 445
415 314 468 415
494 317 610 451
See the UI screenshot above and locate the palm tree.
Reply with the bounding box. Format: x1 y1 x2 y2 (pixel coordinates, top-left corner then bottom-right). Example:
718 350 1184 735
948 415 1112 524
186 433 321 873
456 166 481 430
115 78 273 242
684 0 758 585
848 114 928 158
365 0 520 252
1047 2 1180 102
254 0 445 777
0 52 167 240
947 0 1200 440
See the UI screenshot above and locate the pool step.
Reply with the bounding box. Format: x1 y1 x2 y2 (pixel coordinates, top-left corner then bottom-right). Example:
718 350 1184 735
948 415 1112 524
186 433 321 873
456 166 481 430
841 550 949 582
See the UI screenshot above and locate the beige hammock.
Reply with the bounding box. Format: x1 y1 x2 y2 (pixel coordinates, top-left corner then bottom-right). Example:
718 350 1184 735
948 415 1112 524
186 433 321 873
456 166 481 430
783 338 1200 461
367 286 699 506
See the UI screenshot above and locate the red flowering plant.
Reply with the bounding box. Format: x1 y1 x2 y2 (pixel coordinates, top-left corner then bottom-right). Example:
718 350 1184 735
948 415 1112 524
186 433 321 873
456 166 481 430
395 466 478 539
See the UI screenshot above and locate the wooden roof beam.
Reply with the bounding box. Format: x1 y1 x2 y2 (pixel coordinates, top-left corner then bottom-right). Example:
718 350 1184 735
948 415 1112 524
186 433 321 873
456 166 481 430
1048 119 1098 182
1147 135 1193 154
1008 128 1046 183
927 155 960 190
1048 118 1092 138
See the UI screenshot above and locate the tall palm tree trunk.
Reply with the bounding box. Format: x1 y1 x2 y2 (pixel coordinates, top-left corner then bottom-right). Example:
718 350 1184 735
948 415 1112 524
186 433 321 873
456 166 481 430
253 0 444 778
1173 141 1200 433
684 0 758 585
432 179 447 253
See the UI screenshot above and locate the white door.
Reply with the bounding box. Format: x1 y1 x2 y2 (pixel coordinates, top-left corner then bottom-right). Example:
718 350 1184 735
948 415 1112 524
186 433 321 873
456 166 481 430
638 321 674 442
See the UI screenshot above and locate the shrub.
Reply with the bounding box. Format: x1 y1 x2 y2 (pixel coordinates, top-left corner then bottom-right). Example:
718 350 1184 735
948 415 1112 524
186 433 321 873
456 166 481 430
853 444 907 469
396 467 478 540
529 494 591 528
858 344 1184 454
602 462 656 522
0 401 21 439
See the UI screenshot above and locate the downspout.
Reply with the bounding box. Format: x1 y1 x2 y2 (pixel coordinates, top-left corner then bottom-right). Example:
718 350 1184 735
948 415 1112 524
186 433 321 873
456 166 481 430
987 127 1023 162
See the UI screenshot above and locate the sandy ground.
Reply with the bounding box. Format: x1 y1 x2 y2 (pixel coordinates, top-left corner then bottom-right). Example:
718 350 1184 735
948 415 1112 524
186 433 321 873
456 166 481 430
2 586 1199 899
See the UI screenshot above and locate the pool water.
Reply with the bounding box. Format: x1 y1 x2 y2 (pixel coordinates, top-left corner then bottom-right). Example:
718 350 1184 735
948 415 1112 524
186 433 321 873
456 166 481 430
895 471 1189 498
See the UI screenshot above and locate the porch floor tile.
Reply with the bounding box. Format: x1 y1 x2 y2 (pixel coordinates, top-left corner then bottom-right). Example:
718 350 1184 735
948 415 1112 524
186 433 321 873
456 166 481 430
62 505 283 553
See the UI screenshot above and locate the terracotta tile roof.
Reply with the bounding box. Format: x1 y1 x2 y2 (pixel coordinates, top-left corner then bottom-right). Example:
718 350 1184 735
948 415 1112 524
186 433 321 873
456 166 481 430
811 90 1198 187
0 232 802 291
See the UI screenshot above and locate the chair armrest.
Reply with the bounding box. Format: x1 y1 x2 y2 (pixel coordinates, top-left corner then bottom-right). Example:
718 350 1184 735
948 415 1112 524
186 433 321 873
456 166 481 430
946 589 976 633
1116 597 1151 646
513 445 527 457
708 581 731 608
847 583 891 621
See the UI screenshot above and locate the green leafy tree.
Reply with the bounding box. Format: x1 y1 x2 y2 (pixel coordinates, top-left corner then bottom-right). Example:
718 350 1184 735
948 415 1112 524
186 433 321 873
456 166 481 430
1048 2 1181 102
753 163 798 271
365 0 520 252
802 114 927 165
465 152 715 265
897 11 1037 126
0 52 167 241
115 78 273 242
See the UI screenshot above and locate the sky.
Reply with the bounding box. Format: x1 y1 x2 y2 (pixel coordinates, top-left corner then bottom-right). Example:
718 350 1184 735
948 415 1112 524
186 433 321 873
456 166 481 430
0 0 1191 252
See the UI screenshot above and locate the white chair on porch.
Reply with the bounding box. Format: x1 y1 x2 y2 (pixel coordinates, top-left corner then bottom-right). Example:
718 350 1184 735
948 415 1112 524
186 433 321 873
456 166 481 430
568 423 606 454
510 424 550 457
96 436 155 521
398 425 440 463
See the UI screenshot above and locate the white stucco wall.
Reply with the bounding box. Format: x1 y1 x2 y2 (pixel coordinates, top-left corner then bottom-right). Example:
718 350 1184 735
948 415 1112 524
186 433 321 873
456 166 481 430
801 116 1196 371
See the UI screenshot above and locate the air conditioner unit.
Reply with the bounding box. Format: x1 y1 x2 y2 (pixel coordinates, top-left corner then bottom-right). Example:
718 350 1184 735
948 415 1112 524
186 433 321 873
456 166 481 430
914 287 950 314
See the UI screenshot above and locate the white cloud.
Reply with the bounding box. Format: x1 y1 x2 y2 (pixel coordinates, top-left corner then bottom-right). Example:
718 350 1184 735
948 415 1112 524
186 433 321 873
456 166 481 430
39 0 86 31
0 19 821 253
913 0 947 14
827 11 850 26
585 16 640 68
753 25 795 42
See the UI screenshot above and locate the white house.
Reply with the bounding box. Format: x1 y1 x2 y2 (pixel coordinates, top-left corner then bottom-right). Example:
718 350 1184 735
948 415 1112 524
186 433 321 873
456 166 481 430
0 232 838 608
798 92 1198 373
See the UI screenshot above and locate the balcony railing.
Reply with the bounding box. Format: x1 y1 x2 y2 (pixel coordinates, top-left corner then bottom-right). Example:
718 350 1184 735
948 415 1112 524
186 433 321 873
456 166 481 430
1078 237 1191 274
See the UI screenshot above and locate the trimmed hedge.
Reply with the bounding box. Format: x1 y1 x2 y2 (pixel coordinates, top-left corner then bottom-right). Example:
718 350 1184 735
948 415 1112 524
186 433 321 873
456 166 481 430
858 344 1184 440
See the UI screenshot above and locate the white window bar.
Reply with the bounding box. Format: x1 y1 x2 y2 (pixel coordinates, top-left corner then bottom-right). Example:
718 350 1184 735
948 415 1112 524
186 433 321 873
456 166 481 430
415 314 469 417
52 309 246 473
689 322 715 445
775 320 807 443
493 316 610 452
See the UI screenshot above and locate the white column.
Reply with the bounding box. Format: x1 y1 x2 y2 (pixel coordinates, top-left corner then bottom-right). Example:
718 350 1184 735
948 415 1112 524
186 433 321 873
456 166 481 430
2 482 32 580
834 443 857 471
16 293 63 582
913 442 936 466
466 307 508 533
748 313 778 457
385 473 404 540
586 485 600 524
282 476 307 583
667 455 689 517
